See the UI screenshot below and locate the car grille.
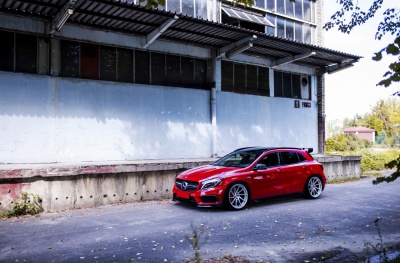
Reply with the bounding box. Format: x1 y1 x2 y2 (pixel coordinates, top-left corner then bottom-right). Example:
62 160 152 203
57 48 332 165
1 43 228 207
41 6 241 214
200 196 218 203
176 179 198 191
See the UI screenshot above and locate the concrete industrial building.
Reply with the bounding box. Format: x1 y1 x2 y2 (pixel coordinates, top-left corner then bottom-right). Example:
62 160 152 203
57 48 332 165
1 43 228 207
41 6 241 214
0 0 361 212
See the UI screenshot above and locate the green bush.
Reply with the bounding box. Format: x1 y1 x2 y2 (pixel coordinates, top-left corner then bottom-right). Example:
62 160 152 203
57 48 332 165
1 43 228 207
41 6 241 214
357 149 400 172
326 133 372 153
0 192 42 218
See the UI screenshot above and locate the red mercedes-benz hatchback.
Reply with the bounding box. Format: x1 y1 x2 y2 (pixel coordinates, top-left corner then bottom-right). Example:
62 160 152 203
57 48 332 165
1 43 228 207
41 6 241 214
172 147 326 210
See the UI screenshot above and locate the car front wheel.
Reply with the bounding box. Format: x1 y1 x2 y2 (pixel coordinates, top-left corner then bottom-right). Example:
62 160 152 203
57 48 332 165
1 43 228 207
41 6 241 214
224 183 249 210
304 176 323 199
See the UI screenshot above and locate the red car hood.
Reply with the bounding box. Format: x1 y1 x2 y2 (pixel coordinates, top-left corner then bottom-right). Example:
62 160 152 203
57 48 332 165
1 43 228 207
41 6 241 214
177 165 240 182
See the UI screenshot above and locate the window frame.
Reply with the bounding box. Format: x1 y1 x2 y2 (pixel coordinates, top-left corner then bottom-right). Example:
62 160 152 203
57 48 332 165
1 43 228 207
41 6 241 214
221 60 270 97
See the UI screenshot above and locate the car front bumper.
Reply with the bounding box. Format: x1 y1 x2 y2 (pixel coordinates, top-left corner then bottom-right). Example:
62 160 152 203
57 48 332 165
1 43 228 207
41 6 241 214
172 185 225 207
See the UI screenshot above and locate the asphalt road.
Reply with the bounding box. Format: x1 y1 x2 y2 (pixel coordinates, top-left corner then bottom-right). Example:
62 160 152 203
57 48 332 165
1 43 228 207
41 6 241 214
1 175 400 263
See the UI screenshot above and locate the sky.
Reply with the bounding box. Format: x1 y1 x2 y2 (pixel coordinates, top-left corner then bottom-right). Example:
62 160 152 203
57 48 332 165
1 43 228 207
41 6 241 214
323 1 400 123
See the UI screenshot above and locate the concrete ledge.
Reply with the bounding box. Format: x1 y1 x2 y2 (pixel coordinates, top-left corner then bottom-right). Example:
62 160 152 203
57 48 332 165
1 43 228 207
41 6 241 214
0 155 361 212
315 155 362 181
0 158 216 179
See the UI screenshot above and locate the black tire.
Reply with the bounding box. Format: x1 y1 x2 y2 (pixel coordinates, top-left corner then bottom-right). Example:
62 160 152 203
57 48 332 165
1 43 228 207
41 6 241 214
224 183 249 210
304 176 323 199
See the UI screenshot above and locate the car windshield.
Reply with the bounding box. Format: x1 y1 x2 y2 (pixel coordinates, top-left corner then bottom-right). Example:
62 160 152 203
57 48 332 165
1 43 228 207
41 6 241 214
212 150 265 168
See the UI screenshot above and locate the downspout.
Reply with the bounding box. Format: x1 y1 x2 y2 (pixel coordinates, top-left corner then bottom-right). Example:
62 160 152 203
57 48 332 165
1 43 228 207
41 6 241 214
211 49 218 157
211 86 217 157
316 69 325 154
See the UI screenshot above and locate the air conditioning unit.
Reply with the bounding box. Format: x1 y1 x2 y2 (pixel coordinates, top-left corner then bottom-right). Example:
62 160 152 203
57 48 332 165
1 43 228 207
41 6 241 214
300 75 310 100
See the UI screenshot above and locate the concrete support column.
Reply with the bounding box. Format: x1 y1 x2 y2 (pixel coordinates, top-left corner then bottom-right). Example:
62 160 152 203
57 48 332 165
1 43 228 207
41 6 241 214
50 38 60 76
317 69 325 154
38 37 49 75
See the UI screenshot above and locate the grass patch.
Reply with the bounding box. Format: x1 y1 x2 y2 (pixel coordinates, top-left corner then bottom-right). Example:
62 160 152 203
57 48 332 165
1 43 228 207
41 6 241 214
328 177 361 184
0 192 42 219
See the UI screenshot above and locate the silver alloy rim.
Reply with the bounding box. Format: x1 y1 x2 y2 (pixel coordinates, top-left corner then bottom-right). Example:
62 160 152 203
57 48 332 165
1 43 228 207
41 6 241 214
228 184 248 209
308 177 322 198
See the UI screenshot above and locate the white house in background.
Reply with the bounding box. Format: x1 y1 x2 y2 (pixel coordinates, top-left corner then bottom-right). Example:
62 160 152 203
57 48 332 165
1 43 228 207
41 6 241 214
0 0 360 164
343 127 376 142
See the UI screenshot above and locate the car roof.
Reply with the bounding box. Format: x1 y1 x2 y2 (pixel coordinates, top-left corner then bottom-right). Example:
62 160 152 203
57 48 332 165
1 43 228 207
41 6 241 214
233 147 313 153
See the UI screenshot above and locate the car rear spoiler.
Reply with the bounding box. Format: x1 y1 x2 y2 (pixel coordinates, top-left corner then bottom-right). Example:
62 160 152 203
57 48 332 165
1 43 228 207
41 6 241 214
303 148 313 153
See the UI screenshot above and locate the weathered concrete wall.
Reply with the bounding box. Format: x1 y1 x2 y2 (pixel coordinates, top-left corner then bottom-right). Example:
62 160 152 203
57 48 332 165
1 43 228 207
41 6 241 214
0 156 361 213
315 155 362 181
0 72 213 163
0 159 213 212
217 92 319 157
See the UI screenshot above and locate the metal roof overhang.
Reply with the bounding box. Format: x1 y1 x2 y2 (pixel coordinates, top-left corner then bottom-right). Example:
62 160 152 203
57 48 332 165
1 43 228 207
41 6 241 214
0 0 361 71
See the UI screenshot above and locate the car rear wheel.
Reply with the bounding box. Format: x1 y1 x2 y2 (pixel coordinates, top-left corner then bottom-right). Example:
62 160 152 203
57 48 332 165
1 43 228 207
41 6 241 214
224 183 249 210
304 176 323 199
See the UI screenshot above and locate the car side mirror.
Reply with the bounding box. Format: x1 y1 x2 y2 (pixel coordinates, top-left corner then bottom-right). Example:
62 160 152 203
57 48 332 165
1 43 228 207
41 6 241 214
253 164 267 171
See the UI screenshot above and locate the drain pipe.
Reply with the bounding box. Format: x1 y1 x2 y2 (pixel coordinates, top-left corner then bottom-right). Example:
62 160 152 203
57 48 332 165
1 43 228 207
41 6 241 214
211 85 217 157
316 69 325 154
210 49 219 157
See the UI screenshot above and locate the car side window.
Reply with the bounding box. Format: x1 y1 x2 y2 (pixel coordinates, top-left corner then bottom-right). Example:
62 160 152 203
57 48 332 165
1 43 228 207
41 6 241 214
281 151 300 165
297 153 306 162
258 153 280 167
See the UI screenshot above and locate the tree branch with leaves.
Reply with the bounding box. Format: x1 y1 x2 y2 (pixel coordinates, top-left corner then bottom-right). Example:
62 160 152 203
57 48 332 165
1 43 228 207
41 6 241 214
324 0 400 89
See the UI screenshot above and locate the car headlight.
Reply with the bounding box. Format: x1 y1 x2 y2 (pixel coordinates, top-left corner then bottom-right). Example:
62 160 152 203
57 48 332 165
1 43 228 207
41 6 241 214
201 178 222 190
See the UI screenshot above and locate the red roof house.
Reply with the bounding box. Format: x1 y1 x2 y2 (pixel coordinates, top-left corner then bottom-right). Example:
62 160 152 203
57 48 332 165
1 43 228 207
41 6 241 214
342 126 376 142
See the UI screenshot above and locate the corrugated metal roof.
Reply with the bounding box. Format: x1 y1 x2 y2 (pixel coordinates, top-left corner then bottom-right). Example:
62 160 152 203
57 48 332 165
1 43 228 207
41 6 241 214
0 0 362 68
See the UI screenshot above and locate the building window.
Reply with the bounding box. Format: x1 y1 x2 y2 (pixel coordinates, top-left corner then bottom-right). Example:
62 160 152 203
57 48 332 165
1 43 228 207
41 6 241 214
267 0 274 10
135 50 150 84
0 31 50 75
274 71 310 100
117 48 133 82
295 22 303 42
285 0 294 16
16 34 37 74
151 52 166 85
0 31 14 72
286 20 294 40
164 0 207 19
61 40 80 77
254 0 316 44
221 61 270 97
166 55 181 87
194 59 207 89
255 0 265 9
0 32 209 90
81 43 99 80
100 46 116 81
268 15 314 44
277 17 285 38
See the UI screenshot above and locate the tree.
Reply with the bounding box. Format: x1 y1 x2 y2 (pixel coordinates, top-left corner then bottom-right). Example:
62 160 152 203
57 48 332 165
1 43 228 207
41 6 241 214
324 0 400 89
368 114 384 134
